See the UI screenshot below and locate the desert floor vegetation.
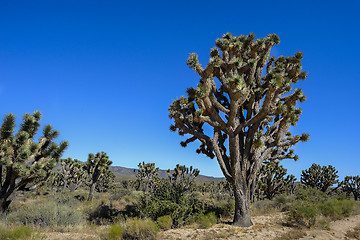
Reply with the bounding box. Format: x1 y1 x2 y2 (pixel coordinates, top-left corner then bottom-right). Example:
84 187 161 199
0 172 360 240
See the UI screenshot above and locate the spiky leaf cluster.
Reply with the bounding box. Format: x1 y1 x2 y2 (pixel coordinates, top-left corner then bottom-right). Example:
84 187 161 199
257 160 296 200
86 152 112 183
95 169 115 192
0 111 68 211
300 163 339 192
341 176 360 201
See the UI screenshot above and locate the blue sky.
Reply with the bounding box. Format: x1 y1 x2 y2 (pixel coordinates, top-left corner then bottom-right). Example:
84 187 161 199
0 0 359 180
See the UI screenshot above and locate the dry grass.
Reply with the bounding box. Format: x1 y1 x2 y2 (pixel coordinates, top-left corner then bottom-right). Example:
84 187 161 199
274 228 306 240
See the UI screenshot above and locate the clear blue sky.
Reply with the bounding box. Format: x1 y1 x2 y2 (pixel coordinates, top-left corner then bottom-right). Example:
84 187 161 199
1 0 359 180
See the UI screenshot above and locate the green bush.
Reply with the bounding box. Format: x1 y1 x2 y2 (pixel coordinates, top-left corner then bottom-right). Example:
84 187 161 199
137 192 204 227
317 199 355 220
106 224 123 240
197 212 218 229
123 218 158 240
295 187 329 203
5 200 83 227
273 194 295 210
288 201 318 228
0 225 44 240
156 215 172 230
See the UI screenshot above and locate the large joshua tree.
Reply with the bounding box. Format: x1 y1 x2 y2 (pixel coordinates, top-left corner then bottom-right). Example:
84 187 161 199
169 32 309 227
0 111 68 213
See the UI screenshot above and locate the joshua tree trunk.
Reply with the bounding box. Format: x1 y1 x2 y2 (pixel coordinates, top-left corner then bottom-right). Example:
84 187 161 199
0 198 11 214
232 181 253 227
88 182 95 201
0 191 16 215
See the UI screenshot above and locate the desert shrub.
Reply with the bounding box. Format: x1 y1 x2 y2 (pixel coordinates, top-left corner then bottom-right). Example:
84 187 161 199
110 189 132 201
5 200 83 227
274 193 295 210
137 190 202 227
156 215 172 230
251 199 277 215
106 224 123 240
197 212 218 229
317 199 355 220
0 225 44 240
295 186 329 203
123 218 158 240
288 201 318 228
198 195 234 219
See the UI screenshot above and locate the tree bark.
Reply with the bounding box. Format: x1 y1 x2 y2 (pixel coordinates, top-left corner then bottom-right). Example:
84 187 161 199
88 183 95 201
232 183 253 227
0 197 12 215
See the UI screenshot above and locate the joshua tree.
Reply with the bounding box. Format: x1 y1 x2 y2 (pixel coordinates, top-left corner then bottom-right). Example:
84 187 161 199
86 152 112 201
135 162 159 192
341 176 359 201
68 158 87 192
95 169 115 192
257 160 296 200
0 111 68 213
169 32 309 226
301 163 339 192
167 164 199 193
56 158 87 192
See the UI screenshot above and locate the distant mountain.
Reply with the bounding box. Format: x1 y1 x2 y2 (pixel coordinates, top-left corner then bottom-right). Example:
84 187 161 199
109 165 225 182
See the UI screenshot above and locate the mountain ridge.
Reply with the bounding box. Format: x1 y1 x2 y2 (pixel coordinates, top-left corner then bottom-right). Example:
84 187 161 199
109 165 225 181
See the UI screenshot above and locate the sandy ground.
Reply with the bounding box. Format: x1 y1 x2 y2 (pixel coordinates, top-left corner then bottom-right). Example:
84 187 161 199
159 213 360 240
43 213 360 240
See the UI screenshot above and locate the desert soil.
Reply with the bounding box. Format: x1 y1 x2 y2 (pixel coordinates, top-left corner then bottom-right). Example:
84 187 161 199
43 213 360 240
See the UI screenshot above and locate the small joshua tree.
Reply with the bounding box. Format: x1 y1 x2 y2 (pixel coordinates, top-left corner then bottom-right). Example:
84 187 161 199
301 163 339 192
257 160 296 200
342 176 360 201
135 162 159 192
86 151 112 201
0 111 68 213
169 32 309 226
167 164 199 194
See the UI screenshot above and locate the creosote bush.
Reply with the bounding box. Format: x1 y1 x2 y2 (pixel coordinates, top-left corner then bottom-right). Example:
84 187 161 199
123 218 158 240
106 224 123 240
197 212 218 229
288 202 318 228
5 195 83 228
156 215 172 230
288 198 360 228
0 225 44 240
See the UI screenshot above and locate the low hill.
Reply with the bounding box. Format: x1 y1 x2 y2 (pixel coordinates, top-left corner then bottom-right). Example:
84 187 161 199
109 165 224 183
